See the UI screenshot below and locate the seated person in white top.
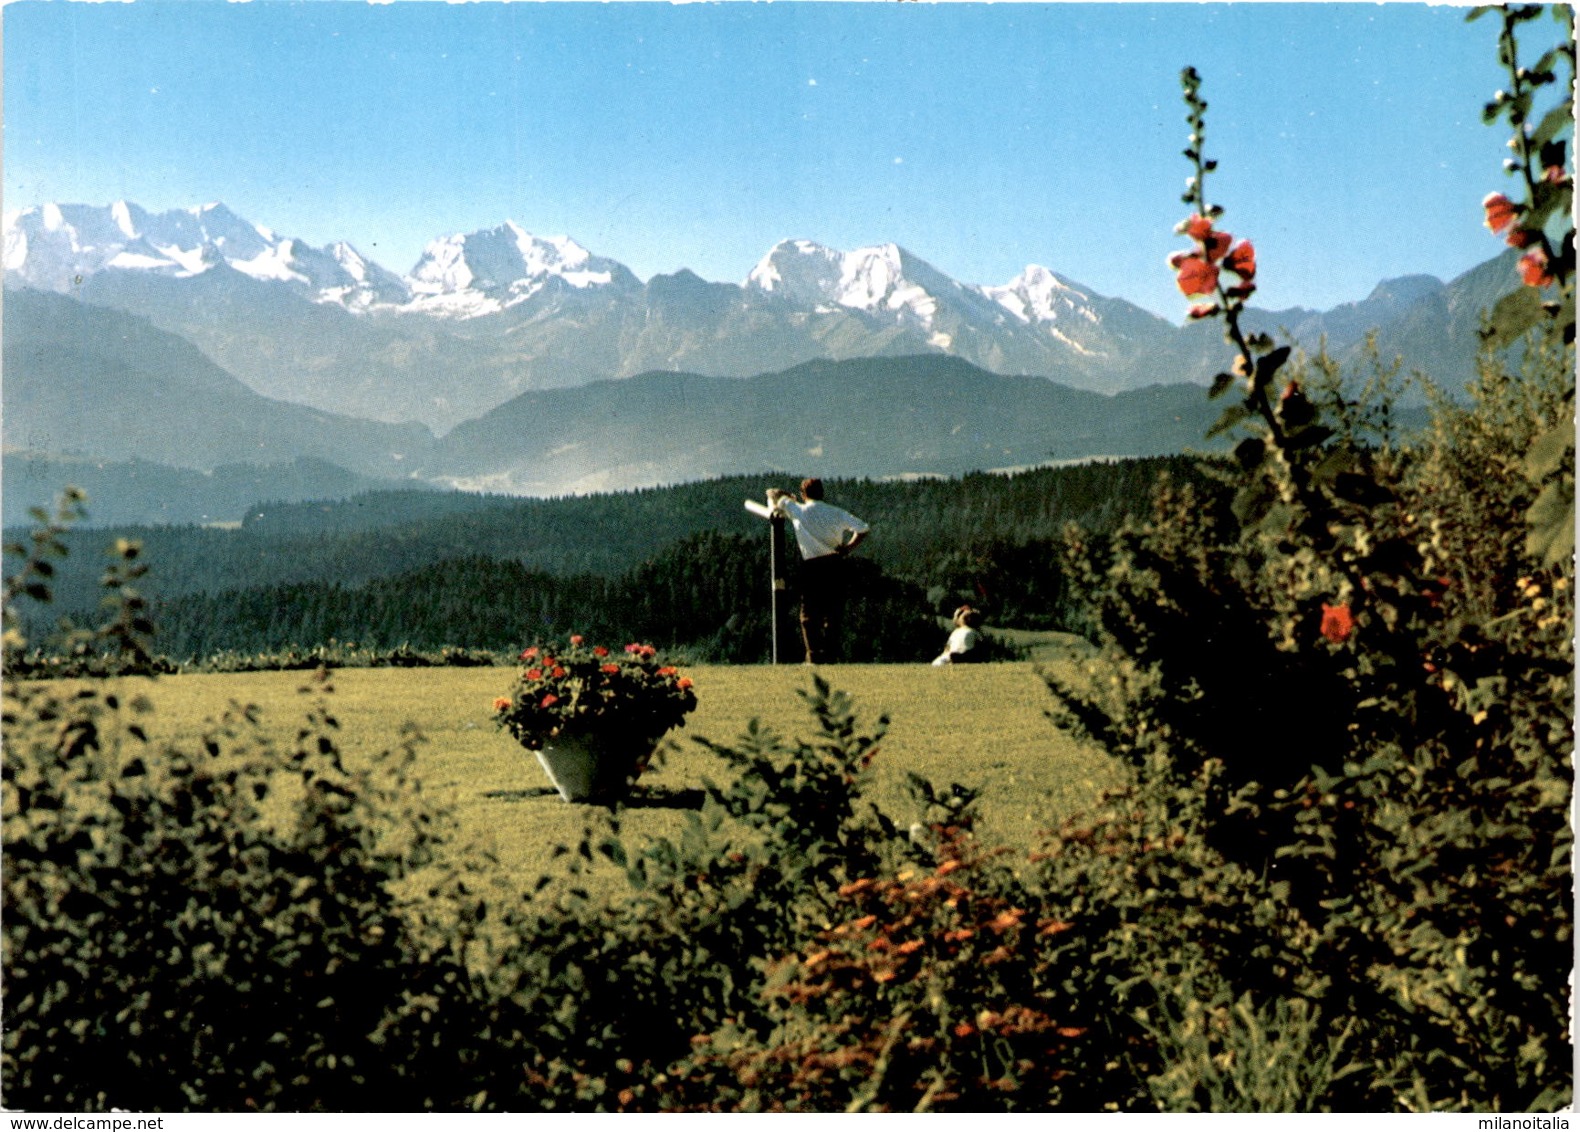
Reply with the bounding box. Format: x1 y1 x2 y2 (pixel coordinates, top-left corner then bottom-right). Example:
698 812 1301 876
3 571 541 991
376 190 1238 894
767 478 869 664
932 605 985 666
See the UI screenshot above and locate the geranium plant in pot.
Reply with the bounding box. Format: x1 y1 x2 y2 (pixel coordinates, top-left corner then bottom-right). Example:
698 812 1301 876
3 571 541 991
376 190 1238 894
493 636 698 803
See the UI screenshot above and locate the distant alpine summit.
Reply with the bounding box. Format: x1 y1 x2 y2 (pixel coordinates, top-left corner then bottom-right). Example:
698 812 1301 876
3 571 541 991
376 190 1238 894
2 200 1518 431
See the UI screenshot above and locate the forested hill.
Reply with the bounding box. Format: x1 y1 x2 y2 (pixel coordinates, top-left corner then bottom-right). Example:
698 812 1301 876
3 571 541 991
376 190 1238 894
15 457 1215 658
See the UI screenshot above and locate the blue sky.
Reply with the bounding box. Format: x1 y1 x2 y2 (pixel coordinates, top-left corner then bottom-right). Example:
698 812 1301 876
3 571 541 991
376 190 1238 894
2 1 1533 319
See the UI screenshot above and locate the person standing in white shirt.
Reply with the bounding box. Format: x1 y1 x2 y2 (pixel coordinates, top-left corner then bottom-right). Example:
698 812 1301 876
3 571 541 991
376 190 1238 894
767 478 869 664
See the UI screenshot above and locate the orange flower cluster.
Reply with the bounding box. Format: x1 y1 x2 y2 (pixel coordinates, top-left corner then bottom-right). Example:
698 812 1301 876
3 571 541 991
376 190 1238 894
1483 192 1555 287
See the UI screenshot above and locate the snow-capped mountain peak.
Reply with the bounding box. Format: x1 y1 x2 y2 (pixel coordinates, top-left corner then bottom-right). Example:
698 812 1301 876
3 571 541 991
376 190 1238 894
403 222 640 318
984 264 1098 327
745 238 956 329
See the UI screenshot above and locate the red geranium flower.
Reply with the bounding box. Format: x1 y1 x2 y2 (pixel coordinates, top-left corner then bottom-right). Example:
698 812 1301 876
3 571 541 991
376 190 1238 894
601 663 620 674
1519 249 1555 288
1319 603 1355 644
1175 256 1220 297
525 667 542 681
1224 240 1256 278
1483 192 1519 235
551 666 567 678
593 646 609 657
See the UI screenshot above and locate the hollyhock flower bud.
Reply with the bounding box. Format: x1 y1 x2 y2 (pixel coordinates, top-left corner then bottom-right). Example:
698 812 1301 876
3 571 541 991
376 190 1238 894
1175 256 1219 296
1187 303 1220 320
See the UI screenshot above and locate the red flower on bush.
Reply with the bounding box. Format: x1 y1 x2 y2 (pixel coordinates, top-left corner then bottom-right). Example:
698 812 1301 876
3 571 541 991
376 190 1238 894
1518 248 1555 288
570 634 584 645
540 693 559 709
1482 192 1519 234
492 696 512 712
678 677 694 690
525 667 543 681
1319 603 1355 644
602 663 620 674
521 647 539 660
593 646 609 657
1175 256 1219 296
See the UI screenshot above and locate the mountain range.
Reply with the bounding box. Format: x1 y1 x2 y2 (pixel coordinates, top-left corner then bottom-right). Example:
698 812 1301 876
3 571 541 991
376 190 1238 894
2 200 1519 524
5 201 1516 430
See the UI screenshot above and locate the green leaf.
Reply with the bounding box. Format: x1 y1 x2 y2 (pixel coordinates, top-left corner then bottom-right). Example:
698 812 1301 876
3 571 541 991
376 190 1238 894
1284 424 1334 451
1524 421 1573 480
1207 403 1252 439
1525 481 1575 565
1254 345 1293 389
1532 102 1574 148
1233 437 1266 470
1481 286 1547 350
1208 371 1236 399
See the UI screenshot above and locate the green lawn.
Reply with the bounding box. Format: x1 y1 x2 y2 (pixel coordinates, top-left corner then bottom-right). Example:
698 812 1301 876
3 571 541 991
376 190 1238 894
92 658 1127 889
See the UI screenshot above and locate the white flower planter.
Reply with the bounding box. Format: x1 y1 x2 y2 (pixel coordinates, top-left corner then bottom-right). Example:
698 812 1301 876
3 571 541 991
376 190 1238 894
535 733 647 803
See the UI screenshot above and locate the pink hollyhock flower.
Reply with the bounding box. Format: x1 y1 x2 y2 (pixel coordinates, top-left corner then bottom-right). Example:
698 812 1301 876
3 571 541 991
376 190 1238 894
1184 214 1215 241
1519 249 1555 287
1175 256 1219 296
1505 227 1540 249
1168 249 1193 269
1319 603 1355 644
1225 240 1256 278
1203 230 1232 263
1483 192 1519 234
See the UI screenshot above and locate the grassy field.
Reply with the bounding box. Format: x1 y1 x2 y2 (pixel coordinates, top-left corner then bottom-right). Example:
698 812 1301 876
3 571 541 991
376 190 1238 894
92 653 1127 889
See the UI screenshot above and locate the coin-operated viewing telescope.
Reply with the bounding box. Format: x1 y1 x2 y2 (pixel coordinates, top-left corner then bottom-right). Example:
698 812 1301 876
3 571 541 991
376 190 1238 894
744 492 795 663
